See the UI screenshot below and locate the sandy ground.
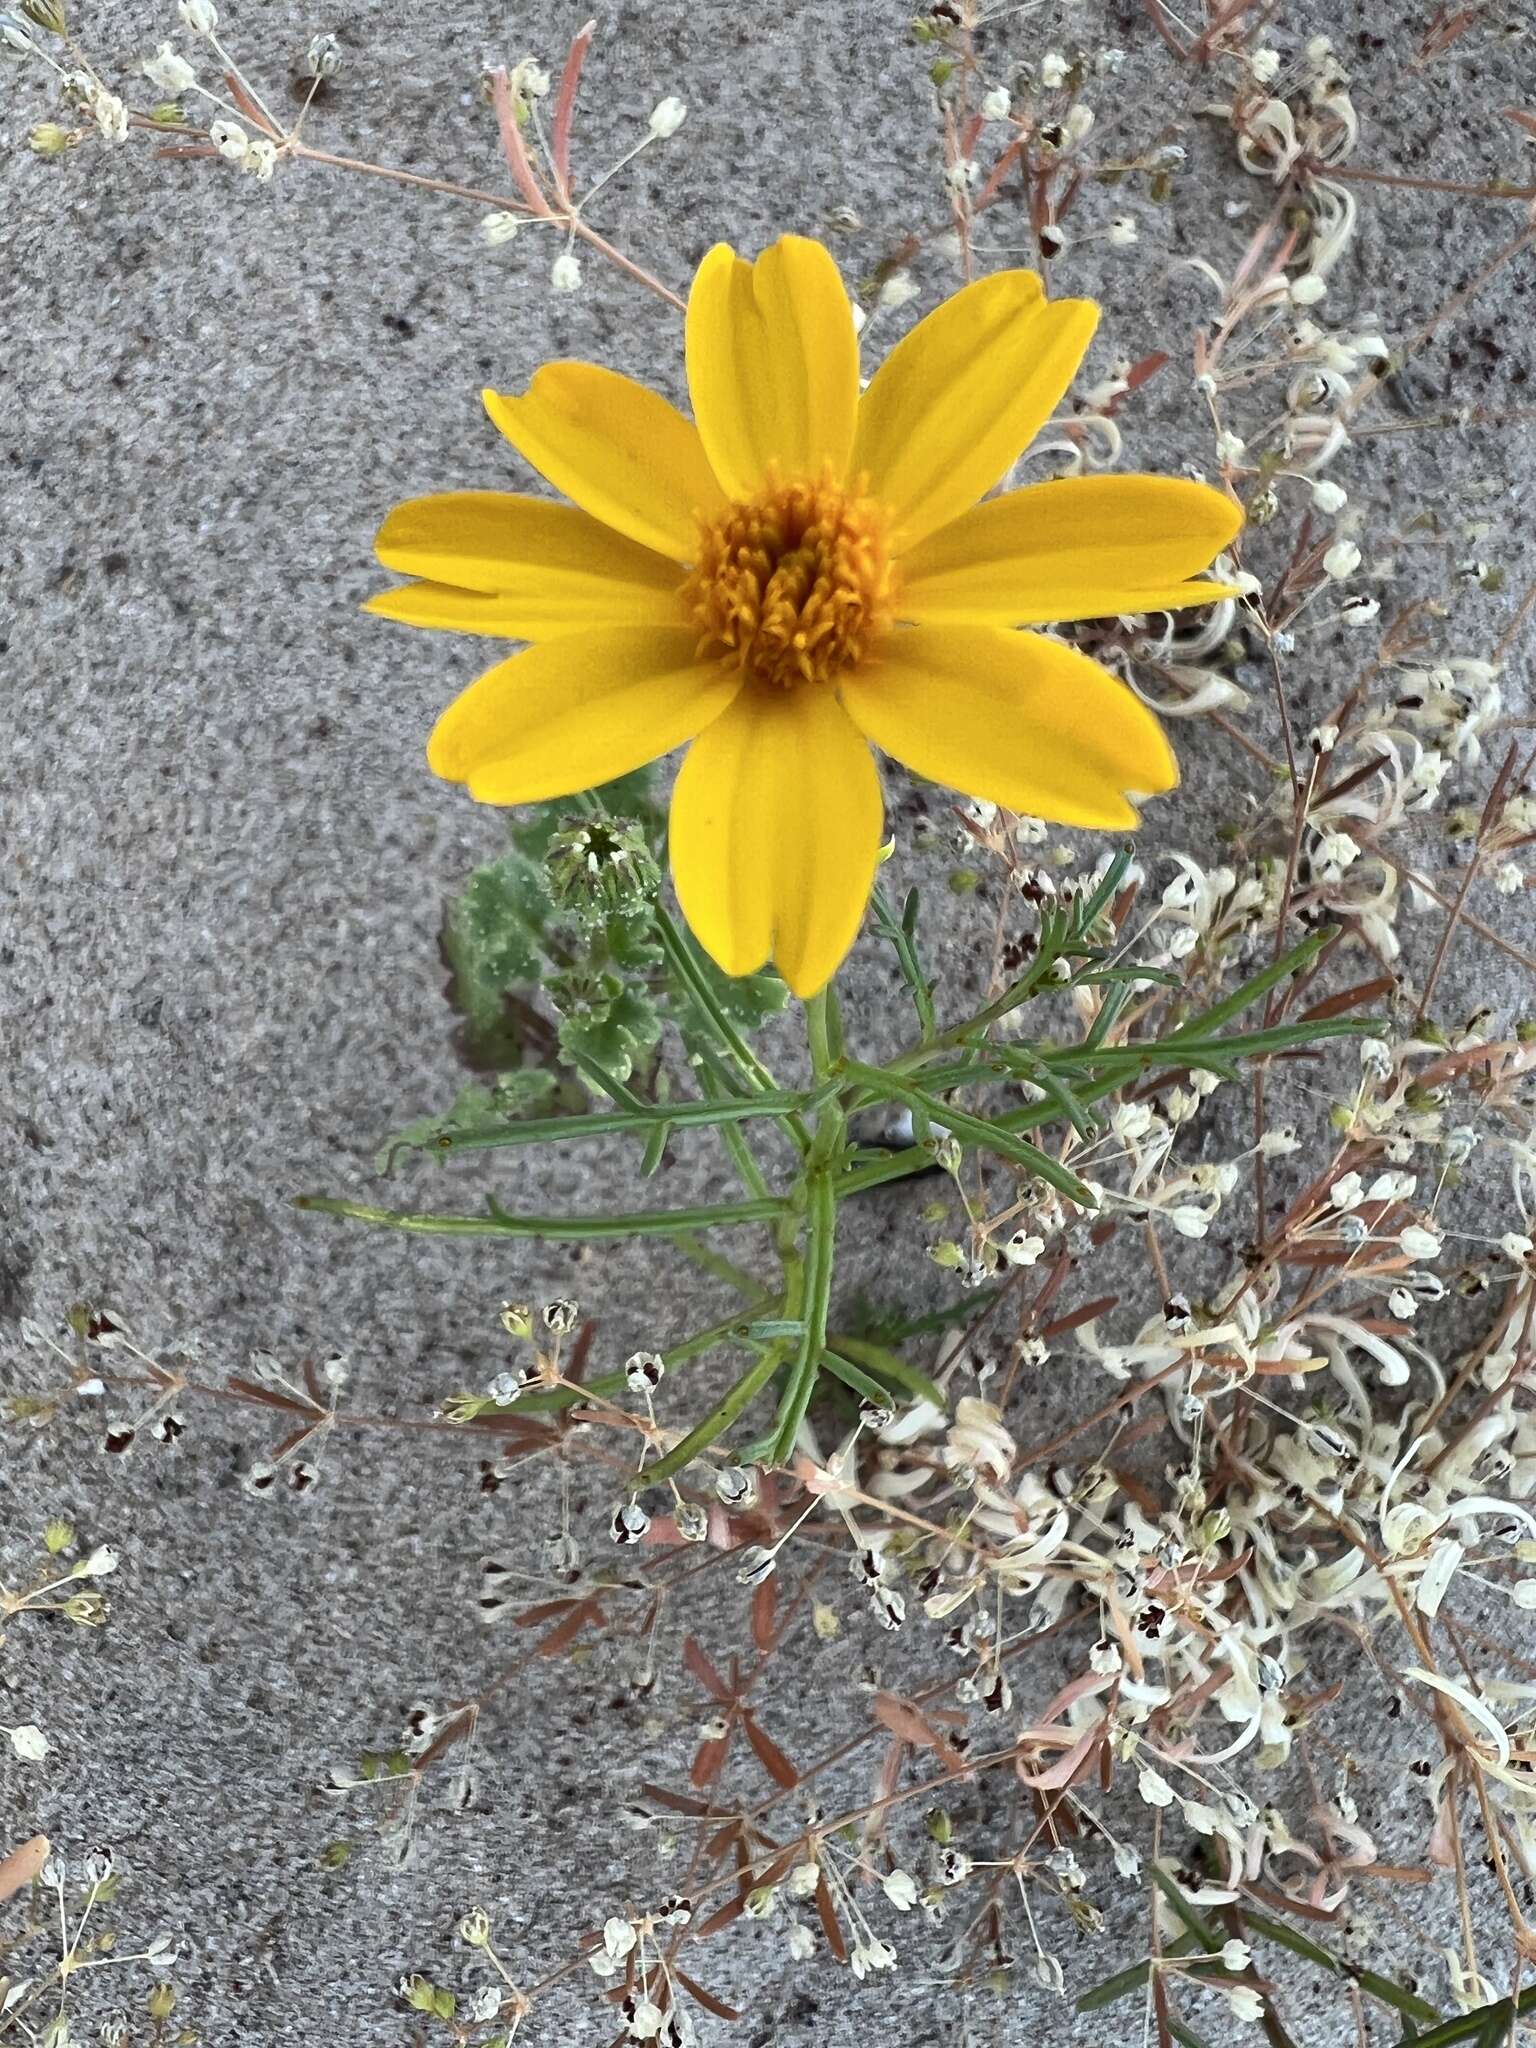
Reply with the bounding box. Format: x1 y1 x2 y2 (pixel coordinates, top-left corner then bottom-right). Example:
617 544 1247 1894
4 1 1536 2040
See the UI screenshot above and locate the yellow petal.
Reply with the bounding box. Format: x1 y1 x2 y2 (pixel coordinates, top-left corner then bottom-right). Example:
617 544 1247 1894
670 684 882 997
428 627 739 803
685 236 860 499
852 273 1097 549
841 625 1175 828
483 366 725 561
899 475 1244 626
370 493 687 636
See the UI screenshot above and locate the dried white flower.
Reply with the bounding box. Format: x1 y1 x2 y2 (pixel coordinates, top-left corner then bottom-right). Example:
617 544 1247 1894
648 95 686 139
1323 539 1361 579
1137 1766 1175 1807
208 117 248 160
8 1725 50 1761
550 250 583 293
177 0 217 31
142 41 196 93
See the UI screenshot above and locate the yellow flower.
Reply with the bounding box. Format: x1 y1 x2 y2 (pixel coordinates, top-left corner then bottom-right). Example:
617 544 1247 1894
367 237 1242 997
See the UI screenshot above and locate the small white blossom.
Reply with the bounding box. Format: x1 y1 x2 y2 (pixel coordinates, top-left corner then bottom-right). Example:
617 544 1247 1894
603 1916 637 1959
1137 1766 1175 1807
1324 539 1362 579
1221 1938 1253 1971
1106 215 1139 248
509 56 550 97
177 0 218 31
882 1868 919 1911
1399 1225 1442 1261
1228 1987 1267 2023
243 137 276 181
142 41 197 93
980 86 1011 121
850 1936 897 1980
479 210 521 247
92 91 129 141
8 1725 50 1762
1039 50 1069 87
208 117 247 160
1311 479 1347 514
550 250 582 293
648 95 686 139
1290 273 1328 306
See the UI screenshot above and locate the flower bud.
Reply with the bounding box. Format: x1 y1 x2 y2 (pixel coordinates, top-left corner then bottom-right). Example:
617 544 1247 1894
545 815 659 925
19 0 65 34
302 30 340 77
27 119 73 156
647 94 686 138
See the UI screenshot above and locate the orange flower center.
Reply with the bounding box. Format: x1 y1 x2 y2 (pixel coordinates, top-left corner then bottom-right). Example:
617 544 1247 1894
683 472 895 691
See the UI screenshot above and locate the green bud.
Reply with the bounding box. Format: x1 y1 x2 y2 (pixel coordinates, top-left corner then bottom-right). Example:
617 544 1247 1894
929 56 954 85
947 867 979 894
458 1908 491 1946
27 120 74 157
20 0 65 31
147 1982 177 2022
403 1976 438 2014
149 102 184 124
63 1592 107 1626
925 1806 952 1844
318 1841 353 1869
43 1517 74 1554
544 815 659 927
431 1987 457 2022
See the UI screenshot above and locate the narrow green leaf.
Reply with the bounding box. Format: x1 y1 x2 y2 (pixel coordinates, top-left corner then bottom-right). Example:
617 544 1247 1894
819 1349 894 1407
770 1172 838 1462
828 1333 947 1411
295 1193 789 1242
1077 1934 1201 2013
415 1088 822 1158
840 1062 1094 1206
1393 1989 1536 2048
641 1343 786 1486
1164 927 1336 1042
1147 1863 1222 1953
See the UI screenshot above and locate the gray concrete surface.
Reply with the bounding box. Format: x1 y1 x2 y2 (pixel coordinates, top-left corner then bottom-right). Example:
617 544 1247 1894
4 0 1536 2040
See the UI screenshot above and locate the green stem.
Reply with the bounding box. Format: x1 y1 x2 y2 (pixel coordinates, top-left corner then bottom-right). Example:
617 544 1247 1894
515 1309 756 1414
762 988 847 1464
295 1193 789 1240
640 1337 788 1486
414 1088 824 1158
654 909 777 1095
